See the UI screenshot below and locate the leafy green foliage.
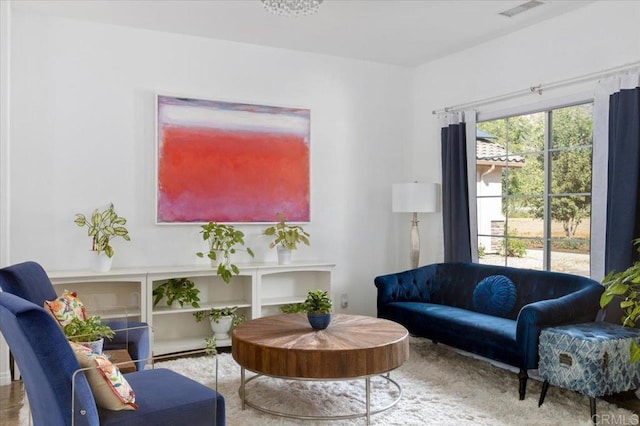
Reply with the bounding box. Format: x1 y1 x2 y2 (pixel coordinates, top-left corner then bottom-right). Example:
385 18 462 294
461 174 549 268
479 105 592 241
204 336 217 356
63 316 115 342
500 229 526 258
74 203 130 258
304 290 332 314
600 239 640 362
193 306 246 326
153 277 201 308
280 302 307 314
196 222 254 283
528 106 592 238
263 213 310 250
280 291 332 314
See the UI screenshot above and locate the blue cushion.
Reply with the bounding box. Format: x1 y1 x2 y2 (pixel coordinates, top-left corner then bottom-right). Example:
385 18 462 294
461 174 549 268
99 369 225 426
473 275 517 317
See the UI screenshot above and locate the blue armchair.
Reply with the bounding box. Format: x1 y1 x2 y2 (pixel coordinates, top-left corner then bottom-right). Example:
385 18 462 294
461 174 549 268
0 261 149 370
0 291 225 425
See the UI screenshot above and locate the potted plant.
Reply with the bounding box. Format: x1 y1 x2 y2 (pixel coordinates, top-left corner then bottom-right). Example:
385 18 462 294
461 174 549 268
600 238 640 361
196 222 255 283
263 213 310 265
204 336 217 356
193 306 246 340
63 315 115 354
153 277 201 308
300 290 333 330
74 203 131 272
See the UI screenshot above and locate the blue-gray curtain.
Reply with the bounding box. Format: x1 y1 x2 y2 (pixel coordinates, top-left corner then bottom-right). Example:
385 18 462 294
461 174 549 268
441 123 472 262
605 87 640 274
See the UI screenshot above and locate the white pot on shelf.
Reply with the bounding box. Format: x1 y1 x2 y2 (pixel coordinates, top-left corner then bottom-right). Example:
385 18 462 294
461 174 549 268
277 245 292 265
210 249 229 268
210 315 234 340
89 251 113 272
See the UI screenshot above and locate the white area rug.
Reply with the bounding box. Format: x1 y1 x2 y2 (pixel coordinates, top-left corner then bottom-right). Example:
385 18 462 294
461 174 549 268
156 337 637 425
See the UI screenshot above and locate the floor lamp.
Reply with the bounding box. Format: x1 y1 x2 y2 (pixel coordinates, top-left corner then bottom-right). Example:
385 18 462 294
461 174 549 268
392 182 437 269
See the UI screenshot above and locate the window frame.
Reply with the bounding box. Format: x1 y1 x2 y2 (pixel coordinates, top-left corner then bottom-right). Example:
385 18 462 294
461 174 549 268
475 99 593 276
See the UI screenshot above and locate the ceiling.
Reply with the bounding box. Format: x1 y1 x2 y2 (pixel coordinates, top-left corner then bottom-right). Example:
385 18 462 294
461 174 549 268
11 0 594 67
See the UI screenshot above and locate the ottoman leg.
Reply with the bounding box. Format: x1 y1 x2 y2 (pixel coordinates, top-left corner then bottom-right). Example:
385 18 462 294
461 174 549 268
518 369 528 400
538 380 549 407
590 397 597 425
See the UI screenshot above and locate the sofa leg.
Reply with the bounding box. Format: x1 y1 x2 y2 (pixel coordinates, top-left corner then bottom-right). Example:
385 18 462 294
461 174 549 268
518 369 528 400
538 380 549 406
431 340 438 345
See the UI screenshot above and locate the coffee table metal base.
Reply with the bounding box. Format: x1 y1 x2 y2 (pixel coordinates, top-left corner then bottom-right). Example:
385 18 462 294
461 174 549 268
239 367 402 424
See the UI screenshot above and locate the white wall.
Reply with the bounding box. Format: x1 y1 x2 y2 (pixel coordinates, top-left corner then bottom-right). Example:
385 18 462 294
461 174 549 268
412 0 640 263
0 0 12 388
6 11 413 318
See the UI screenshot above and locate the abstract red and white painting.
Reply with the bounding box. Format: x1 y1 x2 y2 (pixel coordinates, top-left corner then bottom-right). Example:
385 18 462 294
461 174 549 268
156 95 310 223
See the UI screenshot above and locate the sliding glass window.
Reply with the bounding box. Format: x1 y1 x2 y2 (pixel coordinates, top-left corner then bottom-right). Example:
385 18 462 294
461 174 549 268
476 103 593 277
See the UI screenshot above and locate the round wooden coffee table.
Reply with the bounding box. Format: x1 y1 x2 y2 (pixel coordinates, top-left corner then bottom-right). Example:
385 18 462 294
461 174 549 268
232 313 409 423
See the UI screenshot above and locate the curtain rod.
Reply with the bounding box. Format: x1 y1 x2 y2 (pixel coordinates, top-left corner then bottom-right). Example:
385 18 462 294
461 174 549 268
432 60 640 115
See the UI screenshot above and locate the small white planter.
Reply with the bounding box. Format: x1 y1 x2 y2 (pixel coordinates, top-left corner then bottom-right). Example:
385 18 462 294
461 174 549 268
210 315 234 340
79 338 104 354
210 250 228 268
277 246 292 265
89 252 113 272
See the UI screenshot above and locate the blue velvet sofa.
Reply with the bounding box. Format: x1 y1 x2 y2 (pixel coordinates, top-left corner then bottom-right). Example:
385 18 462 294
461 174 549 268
374 262 603 399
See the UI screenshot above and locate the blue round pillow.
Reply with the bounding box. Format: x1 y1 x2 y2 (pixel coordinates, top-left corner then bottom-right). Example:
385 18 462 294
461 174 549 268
473 275 517 317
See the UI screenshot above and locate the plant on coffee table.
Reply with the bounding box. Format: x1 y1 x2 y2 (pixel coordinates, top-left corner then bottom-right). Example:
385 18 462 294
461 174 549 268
280 290 333 330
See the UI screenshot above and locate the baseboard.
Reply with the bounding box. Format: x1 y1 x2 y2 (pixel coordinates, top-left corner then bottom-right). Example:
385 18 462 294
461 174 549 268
0 370 11 386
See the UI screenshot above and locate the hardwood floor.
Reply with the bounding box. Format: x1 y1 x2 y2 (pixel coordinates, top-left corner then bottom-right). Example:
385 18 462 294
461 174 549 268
0 380 29 426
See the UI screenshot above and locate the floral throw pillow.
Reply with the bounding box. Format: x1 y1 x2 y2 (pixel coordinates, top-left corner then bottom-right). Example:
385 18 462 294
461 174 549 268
44 290 87 327
70 342 137 411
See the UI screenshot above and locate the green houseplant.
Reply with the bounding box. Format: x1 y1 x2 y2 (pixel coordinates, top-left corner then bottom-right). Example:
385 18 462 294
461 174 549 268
74 203 130 258
193 306 246 325
281 290 332 330
600 238 640 361
63 315 115 354
153 277 201 308
196 222 254 283
304 289 333 314
305 289 332 330
263 213 310 264
194 306 246 340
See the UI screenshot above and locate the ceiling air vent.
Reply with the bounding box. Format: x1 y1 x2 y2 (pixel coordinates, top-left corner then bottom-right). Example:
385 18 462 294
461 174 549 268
499 0 544 18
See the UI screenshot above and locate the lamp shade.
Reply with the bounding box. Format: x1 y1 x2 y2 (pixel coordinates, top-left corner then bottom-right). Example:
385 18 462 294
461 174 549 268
392 182 437 213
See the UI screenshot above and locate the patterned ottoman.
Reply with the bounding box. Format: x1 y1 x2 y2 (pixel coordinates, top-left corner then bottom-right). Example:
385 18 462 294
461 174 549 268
538 322 640 423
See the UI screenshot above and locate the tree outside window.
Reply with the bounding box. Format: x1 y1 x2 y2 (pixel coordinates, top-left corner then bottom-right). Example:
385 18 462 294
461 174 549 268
476 103 592 277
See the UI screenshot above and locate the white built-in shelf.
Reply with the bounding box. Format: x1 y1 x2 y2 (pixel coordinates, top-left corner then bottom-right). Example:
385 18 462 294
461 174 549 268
153 300 251 315
47 262 334 356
